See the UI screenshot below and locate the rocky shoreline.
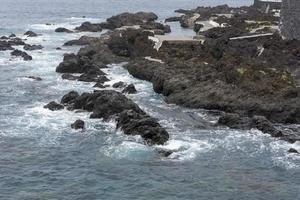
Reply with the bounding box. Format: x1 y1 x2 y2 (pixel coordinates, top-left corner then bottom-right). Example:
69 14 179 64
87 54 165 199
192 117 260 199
53 5 300 148
3 5 299 154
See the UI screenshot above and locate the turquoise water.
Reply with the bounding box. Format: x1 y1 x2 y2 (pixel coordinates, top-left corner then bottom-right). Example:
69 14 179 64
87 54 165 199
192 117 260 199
0 0 299 199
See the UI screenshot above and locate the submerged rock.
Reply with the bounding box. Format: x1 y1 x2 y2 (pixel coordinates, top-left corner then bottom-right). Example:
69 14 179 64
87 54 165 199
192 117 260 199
25 76 42 81
11 50 32 61
71 119 85 130
0 41 14 51
44 101 64 111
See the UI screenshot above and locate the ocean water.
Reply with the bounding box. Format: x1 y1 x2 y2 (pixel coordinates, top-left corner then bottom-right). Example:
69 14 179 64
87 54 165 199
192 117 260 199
0 0 299 199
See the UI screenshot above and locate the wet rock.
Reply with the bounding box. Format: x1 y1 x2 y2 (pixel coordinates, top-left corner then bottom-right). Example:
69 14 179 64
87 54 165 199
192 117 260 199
288 148 299 154
90 90 144 119
116 110 169 145
102 12 158 29
25 76 42 81
24 31 38 37
23 44 43 51
71 119 85 130
0 36 9 40
78 74 109 83
55 27 73 33
11 50 32 61
122 84 137 94
63 36 100 46
0 41 14 51
165 16 181 22
194 23 204 33
157 149 174 157
112 81 126 88
9 34 16 38
75 22 102 32
61 74 79 80
8 37 26 46
56 47 62 50
93 82 106 88
44 101 64 111
61 91 80 104
140 22 171 33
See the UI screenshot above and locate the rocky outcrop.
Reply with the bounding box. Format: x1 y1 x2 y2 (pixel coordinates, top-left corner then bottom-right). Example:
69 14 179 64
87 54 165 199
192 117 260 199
100 12 158 29
61 90 169 145
55 27 73 33
23 44 43 51
71 119 85 130
44 101 64 111
63 36 100 46
24 31 38 37
11 50 32 61
116 110 169 145
75 22 102 32
122 84 137 94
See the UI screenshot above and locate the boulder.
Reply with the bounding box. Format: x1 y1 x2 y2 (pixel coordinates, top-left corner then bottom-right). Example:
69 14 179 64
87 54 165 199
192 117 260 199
11 50 32 61
71 119 85 129
93 82 106 88
116 110 169 145
112 81 126 88
55 27 73 33
61 91 80 104
23 44 43 51
90 90 144 119
44 101 64 111
75 22 102 32
165 16 181 22
0 41 14 51
103 12 158 29
63 36 100 46
122 84 137 94
24 31 38 37
288 148 299 154
9 34 16 38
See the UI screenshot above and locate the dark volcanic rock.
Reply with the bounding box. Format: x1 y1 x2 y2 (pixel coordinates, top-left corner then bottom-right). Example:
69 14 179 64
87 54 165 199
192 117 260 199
0 36 9 40
0 41 14 51
93 82 106 88
102 12 158 29
61 91 80 104
23 44 43 51
89 90 144 119
11 50 32 61
63 36 100 46
288 148 299 154
62 74 79 80
218 113 300 143
24 31 38 37
8 37 26 46
75 22 102 32
44 101 64 111
71 119 85 129
112 81 126 88
116 110 169 145
165 16 181 22
25 76 42 81
122 84 137 94
55 27 73 33
9 34 16 38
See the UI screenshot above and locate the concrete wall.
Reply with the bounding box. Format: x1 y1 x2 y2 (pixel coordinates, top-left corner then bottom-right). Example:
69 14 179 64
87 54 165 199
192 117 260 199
281 0 300 40
253 0 282 12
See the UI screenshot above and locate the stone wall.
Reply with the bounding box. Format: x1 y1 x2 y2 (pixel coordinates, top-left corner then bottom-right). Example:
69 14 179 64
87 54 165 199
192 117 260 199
281 0 300 40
